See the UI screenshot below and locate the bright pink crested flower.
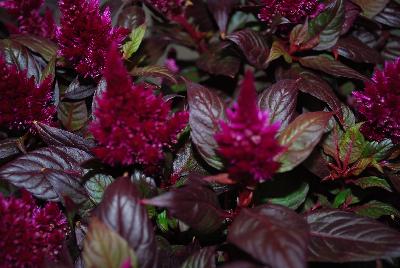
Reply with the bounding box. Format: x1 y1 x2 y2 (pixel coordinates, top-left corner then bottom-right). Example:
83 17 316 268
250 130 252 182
0 192 68 268
0 0 55 38
57 0 128 79
0 55 55 130
258 0 325 24
353 58 400 144
90 44 188 173
215 71 285 183
145 0 186 16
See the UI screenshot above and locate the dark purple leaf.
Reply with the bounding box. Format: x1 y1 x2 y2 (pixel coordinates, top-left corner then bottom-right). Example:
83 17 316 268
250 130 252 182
297 73 344 123
10 34 58 62
34 122 94 153
278 112 333 172
0 138 21 163
227 29 270 69
374 2 400 27
228 204 309 268
144 184 226 234
341 1 361 34
306 210 400 262
181 247 216 268
299 55 369 81
207 0 238 35
220 261 264 268
196 44 240 78
187 82 226 169
0 146 91 203
258 79 298 130
63 77 96 100
334 36 383 64
117 5 146 30
0 39 42 81
382 35 400 60
95 177 158 268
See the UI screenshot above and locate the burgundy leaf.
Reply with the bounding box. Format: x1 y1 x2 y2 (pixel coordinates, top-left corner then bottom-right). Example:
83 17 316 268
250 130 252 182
144 184 226 234
117 6 146 30
62 77 96 100
227 29 270 69
10 34 58 62
207 0 238 36
334 36 383 64
196 43 241 78
341 1 361 35
181 247 216 268
227 204 309 268
187 82 226 169
258 79 298 129
299 55 369 81
0 146 91 202
95 177 158 268
306 210 400 262
297 73 344 123
0 138 21 163
34 122 94 153
374 2 400 28
220 261 264 268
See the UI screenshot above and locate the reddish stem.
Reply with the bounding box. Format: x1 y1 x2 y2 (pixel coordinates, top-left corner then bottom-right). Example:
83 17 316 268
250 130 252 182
171 15 207 52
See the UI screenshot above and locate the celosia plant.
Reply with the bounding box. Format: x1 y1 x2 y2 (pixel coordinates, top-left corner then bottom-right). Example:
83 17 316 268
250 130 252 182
0 192 68 267
0 0 55 38
258 0 325 24
0 55 55 130
353 58 400 144
1 1 400 267
90 44 188 173
57 0 128 79
215 71 284 183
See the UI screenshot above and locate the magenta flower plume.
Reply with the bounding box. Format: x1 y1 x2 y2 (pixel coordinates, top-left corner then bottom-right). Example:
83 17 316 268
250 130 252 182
145 0 186 17
258 0 325 24
0 192 68 267
353 58 400 144
0 0 55 38
0 56 55 130
57 0 128 80
90 44 188 173
215 71 285 183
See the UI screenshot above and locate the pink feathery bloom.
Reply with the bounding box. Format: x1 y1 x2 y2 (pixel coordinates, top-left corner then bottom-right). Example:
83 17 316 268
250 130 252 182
0 192 68 268
258 0 325 24
353 58 400 144
0 0 55 39
57 0 128 80
215 71 285 183
90 44 188 173
145 0 186 17
0 55 55 130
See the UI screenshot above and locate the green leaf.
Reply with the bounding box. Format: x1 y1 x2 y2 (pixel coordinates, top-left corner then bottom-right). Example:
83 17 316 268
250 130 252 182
85 174 114 204
83 219 138 268
267 40 292 63
123 24 147 59
362 139 393 161
354 200 400 219
352 176 392 192
309 0 345 50
351 0 390 18
266 183 309 210
57 100 89 131
156 210 169 233
333 189 351 208
278 112 333 172
339 123 366 163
